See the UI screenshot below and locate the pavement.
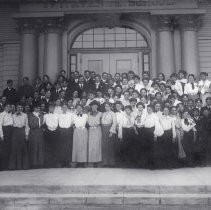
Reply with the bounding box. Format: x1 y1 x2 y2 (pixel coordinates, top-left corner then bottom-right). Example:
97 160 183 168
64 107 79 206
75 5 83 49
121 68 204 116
0 167 211 209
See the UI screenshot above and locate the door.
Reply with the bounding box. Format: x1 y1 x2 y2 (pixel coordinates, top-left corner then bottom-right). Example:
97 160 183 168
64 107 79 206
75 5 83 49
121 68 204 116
81 52 139 75
109 53 139 75
81 53 109 75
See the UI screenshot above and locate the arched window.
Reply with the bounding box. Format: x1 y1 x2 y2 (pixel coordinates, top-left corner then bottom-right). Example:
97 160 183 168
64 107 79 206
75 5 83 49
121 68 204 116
72 27 149 49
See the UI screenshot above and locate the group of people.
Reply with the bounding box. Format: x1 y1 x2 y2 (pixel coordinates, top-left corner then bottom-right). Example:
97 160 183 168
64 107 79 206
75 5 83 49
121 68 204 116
0 69 211 170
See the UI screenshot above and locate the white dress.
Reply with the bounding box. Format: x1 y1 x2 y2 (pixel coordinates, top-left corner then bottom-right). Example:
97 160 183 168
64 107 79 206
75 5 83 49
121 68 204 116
72 114 88 163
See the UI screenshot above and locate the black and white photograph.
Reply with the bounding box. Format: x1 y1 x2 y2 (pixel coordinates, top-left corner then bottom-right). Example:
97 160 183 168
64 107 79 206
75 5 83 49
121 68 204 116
0 0 211 209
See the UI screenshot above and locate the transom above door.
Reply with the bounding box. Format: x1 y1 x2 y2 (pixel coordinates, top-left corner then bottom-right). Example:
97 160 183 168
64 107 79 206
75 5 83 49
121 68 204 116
69 26 151 75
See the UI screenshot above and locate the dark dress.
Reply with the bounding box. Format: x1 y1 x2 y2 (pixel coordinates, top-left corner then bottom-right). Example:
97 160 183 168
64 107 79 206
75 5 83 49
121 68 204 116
0 125 13 170
9 127 29 170
142 127 155 169
58 127 73 165
28 113 44 167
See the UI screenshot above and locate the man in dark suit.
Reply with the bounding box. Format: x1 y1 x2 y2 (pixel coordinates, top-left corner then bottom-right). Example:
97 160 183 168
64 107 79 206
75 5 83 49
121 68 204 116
73 75 91 97
2 80 18 104
84 70 94 88
93 74 108 94
18 77 34 99
51 82 62 101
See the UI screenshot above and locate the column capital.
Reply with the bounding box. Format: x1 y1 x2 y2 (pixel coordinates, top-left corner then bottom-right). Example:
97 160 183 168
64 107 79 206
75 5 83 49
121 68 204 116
178 15 200 31
155 16 174 32
16 18 37 34
43 18 64 34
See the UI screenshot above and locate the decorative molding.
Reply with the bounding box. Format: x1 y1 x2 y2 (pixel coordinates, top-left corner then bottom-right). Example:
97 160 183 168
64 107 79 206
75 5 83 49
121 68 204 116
16 18 37 34
155 16 174 31
178 15 200 31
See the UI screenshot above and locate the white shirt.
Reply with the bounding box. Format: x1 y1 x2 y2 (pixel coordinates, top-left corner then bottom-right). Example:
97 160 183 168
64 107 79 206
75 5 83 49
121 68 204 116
184 83 199 95
118 112 135 139
12 112 29 136
101 111 117 133
0 111 13 138
181 118 196 132
175 79 187 96
58 112 73 128
198 79 211 95
44 113 59 131
115 110 124 127
143 113 164 137
134 110 147 128
159 115 176 138
73 113 88 128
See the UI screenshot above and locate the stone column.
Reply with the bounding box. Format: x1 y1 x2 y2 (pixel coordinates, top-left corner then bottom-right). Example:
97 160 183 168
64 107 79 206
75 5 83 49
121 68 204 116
157 16 175 78
174 26 182 72
180 15 200 77
44 18 62 83
38 26 45 78
19 19 37 83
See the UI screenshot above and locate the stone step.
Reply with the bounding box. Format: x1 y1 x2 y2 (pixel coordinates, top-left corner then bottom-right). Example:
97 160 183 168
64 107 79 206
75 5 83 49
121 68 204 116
1 192 211 206
0 185 210 194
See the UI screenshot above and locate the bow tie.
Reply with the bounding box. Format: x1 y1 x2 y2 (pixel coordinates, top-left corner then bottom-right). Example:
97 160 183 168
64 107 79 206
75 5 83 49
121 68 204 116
77 114 82 117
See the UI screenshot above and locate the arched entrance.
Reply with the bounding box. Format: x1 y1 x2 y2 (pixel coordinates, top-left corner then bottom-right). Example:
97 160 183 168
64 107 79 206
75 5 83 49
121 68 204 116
68 25 151 76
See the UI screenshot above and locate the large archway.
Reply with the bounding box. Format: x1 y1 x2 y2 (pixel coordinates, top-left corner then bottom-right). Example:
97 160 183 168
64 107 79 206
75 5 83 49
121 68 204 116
68 21 151 76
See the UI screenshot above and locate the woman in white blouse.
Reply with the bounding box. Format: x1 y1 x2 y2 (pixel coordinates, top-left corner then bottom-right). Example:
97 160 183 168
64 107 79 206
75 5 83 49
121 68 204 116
101 102 117 167
9 103 29 170
198 72 211 105
58 102 74 167
155 106 176 169
0 103 13 170
72 104 88 167
184 74 199 101
142 105 164 169
181 110 197 165
134 102 147 167
118 105 137 167
43 104 59 168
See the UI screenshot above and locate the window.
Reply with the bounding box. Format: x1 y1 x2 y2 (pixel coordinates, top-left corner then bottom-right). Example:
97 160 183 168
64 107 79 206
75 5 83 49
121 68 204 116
143 53 150 72
70 54 77 72
72 27 148 49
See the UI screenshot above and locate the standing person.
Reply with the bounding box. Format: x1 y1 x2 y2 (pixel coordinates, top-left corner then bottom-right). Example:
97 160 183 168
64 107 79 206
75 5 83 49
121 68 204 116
58 102 74 167
72 104 88 167
156 107 176 169
184 74 199 101
181 111 197 166
118 105 137 167
101 102 117 167
43 104 59 168
9 103 29 170
142 105 164 169
87 101 102 167
171 106 185 163
28 103 44 168
200 108 211 165
2 80 18 104
175 70 187 96
134 102 147 167
198 72 211 106
0 103 13 170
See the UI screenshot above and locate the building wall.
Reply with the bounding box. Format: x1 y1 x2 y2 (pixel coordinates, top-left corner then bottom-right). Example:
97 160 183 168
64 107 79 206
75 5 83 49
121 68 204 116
0 4 20 94
198 1 211 79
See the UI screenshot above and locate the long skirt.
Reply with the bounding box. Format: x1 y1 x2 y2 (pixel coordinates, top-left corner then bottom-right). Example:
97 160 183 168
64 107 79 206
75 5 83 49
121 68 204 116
0 126 13 170
101 124 116 166
182 130 195 165
120 127 137 167
58 127 73 164
201 130 211 165
154 129 174 169
88 126 102 163
72 128 88 163
8 127 29 170
44 129 59 167
136 127 146 167
28 128 44 167
142 127 155 169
